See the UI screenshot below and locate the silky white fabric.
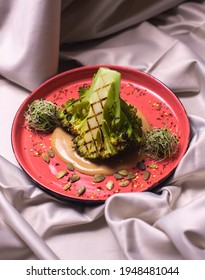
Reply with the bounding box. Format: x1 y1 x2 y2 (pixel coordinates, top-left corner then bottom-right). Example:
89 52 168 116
0 0 61 90
1 0 205 260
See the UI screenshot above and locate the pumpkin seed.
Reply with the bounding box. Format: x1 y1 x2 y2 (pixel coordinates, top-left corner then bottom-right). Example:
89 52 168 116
119 180 130 187
66 163 75 171
77 186 86 196
70 173 80 183
48 148 55 158
42 152 50 163
127 173 136 180
117 169 128 176
106 180 114 190
93 174 105 183
142 170 150 181
63 182 71 190
137 161 146 171
56 170 68 179
113 173 124 180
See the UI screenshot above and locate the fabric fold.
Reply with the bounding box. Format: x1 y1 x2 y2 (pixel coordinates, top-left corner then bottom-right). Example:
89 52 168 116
0 0 61 91
60 0 185 43
0 190 59 260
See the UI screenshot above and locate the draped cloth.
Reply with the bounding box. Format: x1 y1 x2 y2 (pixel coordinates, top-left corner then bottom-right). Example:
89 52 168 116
1 0 205 259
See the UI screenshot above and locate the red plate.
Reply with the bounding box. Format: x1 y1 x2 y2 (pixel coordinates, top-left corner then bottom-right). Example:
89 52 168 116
12 65 190 204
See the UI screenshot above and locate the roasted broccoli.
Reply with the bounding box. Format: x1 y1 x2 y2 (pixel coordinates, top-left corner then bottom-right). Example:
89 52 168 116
58 67 142 160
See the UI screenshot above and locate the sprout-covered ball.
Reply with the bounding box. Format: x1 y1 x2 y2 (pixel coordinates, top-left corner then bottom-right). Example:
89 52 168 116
25 99 58 132
144 127 179 161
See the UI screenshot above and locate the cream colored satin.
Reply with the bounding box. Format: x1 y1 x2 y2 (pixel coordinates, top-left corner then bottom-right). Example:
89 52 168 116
1 0 205 260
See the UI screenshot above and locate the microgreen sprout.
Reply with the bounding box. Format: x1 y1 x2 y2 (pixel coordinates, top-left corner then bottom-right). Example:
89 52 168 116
25 99 59 132
144 126 179 161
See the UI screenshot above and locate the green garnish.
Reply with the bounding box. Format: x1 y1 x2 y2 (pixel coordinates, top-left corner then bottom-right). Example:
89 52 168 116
78 84 90 96
144 127 179 161
25 99 59 132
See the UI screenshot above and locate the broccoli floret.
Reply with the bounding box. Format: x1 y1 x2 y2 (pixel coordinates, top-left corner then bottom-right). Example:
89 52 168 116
57 67 142 160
